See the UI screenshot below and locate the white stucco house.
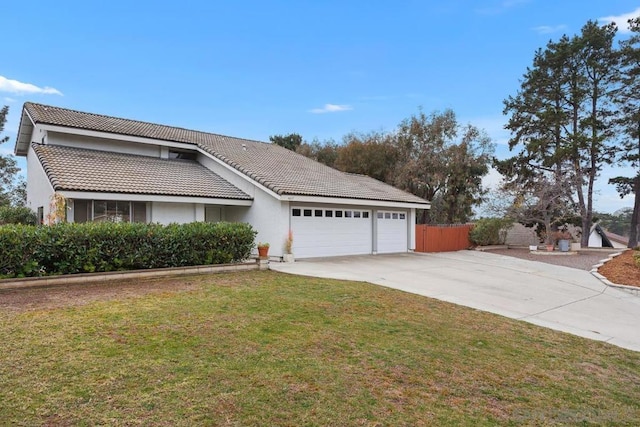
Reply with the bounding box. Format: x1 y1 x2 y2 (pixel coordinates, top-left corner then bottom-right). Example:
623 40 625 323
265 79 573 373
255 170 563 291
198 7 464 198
15 102 430 258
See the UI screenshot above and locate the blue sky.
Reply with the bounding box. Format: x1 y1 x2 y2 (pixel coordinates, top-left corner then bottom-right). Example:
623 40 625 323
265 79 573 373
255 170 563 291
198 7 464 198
2 0 639 213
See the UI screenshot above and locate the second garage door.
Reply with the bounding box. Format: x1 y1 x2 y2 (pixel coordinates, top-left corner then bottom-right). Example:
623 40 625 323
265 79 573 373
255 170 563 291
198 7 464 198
376 211 408 254
291 207 372 258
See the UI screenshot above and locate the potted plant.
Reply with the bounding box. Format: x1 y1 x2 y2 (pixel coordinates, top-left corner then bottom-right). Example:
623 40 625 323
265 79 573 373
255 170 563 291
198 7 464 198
540 231 554 252
257 242 270 258
553 229 572 252
283 230 294 263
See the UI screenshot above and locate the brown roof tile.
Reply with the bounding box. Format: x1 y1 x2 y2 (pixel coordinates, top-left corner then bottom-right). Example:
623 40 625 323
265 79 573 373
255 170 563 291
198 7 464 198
23 103 429 205
32 143 252 200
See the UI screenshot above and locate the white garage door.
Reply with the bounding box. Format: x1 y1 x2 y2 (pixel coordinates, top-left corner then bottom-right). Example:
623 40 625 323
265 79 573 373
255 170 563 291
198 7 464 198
376 211 408 254
291 207 372 258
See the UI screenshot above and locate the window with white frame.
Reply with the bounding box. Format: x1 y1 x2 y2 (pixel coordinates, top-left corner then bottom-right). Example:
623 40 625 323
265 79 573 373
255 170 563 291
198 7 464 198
74 200 147 223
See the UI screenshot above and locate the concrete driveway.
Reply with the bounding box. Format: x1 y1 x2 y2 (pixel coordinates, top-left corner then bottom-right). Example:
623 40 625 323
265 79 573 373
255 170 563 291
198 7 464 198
270 251 640 352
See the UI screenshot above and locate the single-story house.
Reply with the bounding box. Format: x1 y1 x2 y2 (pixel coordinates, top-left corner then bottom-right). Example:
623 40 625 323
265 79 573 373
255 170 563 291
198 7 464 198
14 102 430 258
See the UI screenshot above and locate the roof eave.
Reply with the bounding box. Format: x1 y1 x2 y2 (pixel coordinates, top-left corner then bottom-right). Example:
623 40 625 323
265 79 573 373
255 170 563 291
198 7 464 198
57 190 254 206
14 108 35 156
281 194 431 209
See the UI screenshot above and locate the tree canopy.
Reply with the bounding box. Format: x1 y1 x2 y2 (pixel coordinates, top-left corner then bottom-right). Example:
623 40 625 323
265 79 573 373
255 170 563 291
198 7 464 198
0 106 26 207
610 17 640 247
269 133 303 151
287 109 494 224
498 20 620 246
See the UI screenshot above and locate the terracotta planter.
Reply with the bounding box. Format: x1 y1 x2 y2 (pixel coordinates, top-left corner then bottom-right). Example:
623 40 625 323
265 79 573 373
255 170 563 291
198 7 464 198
258 246 269 258
546 244 554 252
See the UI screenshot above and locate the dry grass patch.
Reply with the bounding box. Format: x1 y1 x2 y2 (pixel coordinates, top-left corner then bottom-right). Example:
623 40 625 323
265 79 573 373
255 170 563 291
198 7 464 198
1 271 639 426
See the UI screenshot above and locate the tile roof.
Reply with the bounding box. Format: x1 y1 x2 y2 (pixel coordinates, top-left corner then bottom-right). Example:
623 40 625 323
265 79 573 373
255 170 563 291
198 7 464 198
32 143 252 200
603 230 629 246
23 102 429 205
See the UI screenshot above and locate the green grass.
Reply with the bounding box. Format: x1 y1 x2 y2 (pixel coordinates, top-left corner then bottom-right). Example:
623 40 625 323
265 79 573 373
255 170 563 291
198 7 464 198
1 271 639 426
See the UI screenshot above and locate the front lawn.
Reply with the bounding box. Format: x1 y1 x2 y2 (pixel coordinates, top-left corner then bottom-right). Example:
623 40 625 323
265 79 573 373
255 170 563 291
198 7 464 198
1 271 638 425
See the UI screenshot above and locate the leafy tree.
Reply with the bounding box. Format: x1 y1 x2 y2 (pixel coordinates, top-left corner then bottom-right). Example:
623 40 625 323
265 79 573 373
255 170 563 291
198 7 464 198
334 131 397 183
393 109 454 212
507 177 576 244
611 17 640 248
269 133 303 151
469 217 513 246
500 21 619 247
435 125 494 223
291 109 495 224
594 208 632 237
0 105 26 207
295 139 339 168
393 109 494 223
0 205 37 225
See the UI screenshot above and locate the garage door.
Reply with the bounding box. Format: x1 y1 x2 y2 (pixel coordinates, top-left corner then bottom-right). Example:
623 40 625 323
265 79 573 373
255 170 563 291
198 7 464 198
291 207 372 258
376 211 408 254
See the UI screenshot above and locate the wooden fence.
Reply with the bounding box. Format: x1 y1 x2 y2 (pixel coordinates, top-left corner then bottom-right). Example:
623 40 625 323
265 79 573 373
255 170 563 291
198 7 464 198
415 224 474 253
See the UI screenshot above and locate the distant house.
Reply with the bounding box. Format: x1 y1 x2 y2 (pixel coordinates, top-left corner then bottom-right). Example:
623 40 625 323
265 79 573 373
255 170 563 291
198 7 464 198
14 102 430 258
588 223 628 249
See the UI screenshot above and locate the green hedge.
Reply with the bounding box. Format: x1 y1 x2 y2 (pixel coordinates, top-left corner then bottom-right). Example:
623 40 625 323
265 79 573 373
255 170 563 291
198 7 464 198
0 206 38 225
0 221 256 278
469 218 513 246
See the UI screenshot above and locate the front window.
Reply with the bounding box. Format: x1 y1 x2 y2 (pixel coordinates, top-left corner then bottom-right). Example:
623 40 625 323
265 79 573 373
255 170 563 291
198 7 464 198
94 201 130 222
74 200 147 223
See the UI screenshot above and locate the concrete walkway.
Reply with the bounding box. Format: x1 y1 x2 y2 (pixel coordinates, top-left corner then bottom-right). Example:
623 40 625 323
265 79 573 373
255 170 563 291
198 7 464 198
270 251 640 352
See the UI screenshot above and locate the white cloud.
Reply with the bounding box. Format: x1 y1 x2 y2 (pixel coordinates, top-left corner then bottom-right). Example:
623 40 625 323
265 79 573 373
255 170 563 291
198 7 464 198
532 24 567 35
3 97 16 103
0 75 63 96
599 7 640 33
309 103 353 114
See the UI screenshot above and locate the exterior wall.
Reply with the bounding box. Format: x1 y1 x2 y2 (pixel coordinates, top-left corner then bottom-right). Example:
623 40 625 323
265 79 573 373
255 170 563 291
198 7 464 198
150 202 197 224
408 209 417 250
25 144 55 221
504 223 540 246
47 132 161 157
588 231 603 248
198 152 291 256
226 190 289 257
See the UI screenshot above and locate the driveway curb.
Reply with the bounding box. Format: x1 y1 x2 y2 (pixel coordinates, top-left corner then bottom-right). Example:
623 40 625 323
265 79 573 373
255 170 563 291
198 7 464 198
590 251 640 296
0 259 265 291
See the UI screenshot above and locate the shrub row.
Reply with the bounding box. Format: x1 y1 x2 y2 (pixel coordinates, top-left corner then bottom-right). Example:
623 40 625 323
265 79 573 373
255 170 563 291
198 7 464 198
469 217 513 246
0 206 38 225
0 221 257 278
